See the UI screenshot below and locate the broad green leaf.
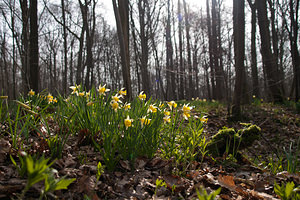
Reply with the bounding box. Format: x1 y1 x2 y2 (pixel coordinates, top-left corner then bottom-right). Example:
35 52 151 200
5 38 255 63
285 182 295 199
53 178 76 191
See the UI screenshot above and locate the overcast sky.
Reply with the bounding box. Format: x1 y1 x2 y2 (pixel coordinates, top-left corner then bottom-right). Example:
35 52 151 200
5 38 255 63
100 0 231 26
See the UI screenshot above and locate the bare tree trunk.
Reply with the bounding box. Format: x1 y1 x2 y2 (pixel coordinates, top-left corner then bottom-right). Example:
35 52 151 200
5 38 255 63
138 0 151 97
183 0 193 99
178 0 184 100
206 0 215 100
20 0 30 93
232 0 245 117
257 0 283 102
61 0 68 93
166 0 174 100
247 0 260 98
29 0 39 92
112 0 132 100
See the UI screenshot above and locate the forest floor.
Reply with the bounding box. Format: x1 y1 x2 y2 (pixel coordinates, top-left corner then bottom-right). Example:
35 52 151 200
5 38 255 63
0 102 299 199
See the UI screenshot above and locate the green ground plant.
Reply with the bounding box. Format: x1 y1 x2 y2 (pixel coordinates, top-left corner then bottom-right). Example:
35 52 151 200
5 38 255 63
274 181 300 200
10 152 75 199
195 186 221 200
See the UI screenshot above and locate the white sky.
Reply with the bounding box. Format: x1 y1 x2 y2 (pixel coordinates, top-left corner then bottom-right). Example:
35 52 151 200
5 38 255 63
100 0 232 26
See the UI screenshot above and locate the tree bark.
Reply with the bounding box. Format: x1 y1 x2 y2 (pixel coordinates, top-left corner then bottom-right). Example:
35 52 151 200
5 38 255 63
29 0 39 92
257 0 283 102
232 0 245 117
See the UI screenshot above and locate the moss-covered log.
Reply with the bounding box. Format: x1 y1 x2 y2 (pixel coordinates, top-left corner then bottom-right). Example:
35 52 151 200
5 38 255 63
206 125 261 157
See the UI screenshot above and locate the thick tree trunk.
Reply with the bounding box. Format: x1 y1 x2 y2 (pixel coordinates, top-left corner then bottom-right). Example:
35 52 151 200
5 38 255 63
232 0 245 117
257 0 283 102
112 0 132 100
29 0 39 92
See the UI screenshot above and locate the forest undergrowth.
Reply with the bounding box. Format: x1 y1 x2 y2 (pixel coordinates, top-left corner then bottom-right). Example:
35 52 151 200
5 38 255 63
0 86 299 200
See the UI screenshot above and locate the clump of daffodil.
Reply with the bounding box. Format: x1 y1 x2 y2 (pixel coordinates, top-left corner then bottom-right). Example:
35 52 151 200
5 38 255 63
110 100 119 112
119 88 127 96
28 89 35 96
163 115 171 124
138 91 146 100
112 94 122 103
123 102 131 110
70 84 81 96
98 84 110 96
124 115 133 130
182 104 193 120
140 116 151 128
167 101 177 109
148 104 157 113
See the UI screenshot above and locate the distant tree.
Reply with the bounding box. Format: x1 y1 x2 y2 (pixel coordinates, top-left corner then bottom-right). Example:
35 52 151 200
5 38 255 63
166 0 174 100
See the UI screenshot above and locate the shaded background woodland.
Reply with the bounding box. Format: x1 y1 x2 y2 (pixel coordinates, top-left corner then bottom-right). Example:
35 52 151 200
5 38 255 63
0 0 299 107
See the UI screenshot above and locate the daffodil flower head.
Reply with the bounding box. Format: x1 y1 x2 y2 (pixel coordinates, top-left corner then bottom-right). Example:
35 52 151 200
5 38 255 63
47 93 54 104
148 104 157 113
123 102 131 110
167 101 177 109
200 116 208 123
85 91 91 98
112 94 122 103
182 104 193 113
110 100 119 112
164 110 170 116
183 112 191 120
78 92 85 97
119 88 127 96
28 89 35 96
124 115 133 130
138 91 146 100
70 84 80 95
163 115 171 123
98 84 110 96
140 116 151 128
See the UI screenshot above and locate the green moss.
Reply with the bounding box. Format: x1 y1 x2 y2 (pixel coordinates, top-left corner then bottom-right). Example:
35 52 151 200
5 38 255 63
206 125 261 157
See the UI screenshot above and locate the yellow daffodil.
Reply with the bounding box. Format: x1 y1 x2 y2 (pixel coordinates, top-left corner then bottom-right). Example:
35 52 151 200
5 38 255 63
261 98 263 102
212 99 215 103
148 104 157 113
70 84 80 95
163 115 171 123
28 89 35 96
138 91 146 100
200 116 208 123
167 101 177 109
47 93 54 104
203 99 207 102
123 102 131 110
78 92 85 97
85 91 91 98
182 104 192 113
112 94 122 103
124 115 133 130
110 100 119 112
98 84 110 96
164 110 170 116
159 103 164 108
183 112 191 120
119 88 127 96
140 116 151 128
253 95 256 99
53 98 58 103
